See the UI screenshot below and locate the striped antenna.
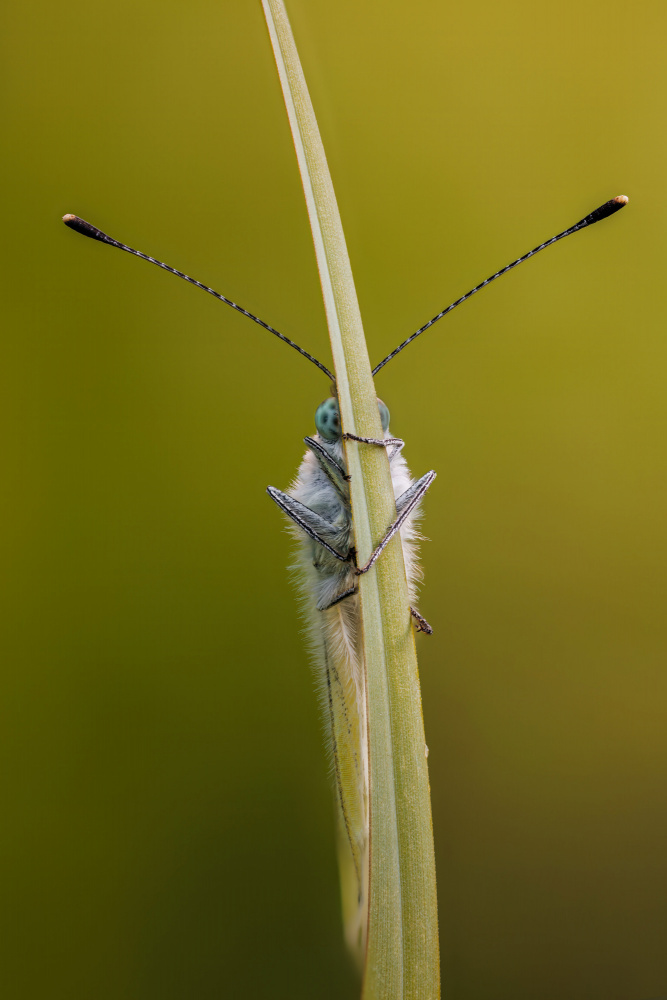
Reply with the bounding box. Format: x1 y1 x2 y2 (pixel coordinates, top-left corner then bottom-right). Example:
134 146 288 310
62 214 335 382
372 195 628 376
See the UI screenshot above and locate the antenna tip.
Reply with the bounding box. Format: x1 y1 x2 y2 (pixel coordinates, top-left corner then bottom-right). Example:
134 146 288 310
584 195 629 226
62 214 112 244
62 214 90 233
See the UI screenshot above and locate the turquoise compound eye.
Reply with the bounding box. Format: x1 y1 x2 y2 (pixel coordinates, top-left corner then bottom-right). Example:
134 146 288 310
315 397 342 441
315 397 390 440
377 399 390 433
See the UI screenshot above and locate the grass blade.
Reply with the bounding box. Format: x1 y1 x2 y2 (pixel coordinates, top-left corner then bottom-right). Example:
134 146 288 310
261 3 440 995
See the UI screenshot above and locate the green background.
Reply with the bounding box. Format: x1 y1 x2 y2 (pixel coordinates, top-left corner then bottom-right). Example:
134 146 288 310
2 0 666 997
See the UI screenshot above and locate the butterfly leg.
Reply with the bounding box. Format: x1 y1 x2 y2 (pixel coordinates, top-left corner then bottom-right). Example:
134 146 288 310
354 470 436 576
344 432 404 447
343 432 404 462
266 487 351 563
320 588 433 634
318 586 358 611
410 607 433 635
304 436 351 490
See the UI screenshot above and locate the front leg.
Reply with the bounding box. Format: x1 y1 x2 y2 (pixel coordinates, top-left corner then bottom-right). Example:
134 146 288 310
343 432 404 449
343 432 404 462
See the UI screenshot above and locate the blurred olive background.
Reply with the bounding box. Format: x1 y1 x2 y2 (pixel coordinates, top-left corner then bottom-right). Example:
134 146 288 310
2 0 666 997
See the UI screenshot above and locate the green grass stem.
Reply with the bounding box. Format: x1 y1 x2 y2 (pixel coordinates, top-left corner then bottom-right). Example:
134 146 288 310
261 3 440 996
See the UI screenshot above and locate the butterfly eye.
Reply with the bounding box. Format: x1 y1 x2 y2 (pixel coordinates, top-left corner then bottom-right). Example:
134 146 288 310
315 397 341 441
377 399 390 433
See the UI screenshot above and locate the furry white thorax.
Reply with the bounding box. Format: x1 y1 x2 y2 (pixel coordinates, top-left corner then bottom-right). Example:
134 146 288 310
283 428 425 960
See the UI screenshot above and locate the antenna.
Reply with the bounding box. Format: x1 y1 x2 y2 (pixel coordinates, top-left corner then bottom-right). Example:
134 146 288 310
62 215 334 382
372 195 628 376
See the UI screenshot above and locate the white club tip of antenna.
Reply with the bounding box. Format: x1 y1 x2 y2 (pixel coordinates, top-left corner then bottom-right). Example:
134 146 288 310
614 195 629 206
62 213 77 222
